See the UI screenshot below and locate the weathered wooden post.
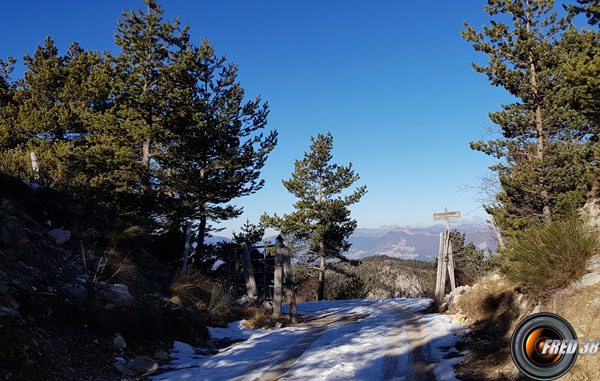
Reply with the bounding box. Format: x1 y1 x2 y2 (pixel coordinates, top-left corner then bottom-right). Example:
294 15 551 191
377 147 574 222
273 236 284 317
439 231 448 298
281 242 297 323
241 243 258 300
435 232 444 301
182 221 192 271
447 239 456 291
433 207 460 300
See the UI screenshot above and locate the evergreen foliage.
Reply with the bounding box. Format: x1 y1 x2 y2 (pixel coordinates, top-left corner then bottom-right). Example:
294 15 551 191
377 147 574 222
0 0 277 266
262 132 366 300
463 0 600 238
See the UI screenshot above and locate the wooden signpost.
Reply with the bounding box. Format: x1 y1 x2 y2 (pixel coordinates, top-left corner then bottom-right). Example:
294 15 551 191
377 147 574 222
433 207 460 301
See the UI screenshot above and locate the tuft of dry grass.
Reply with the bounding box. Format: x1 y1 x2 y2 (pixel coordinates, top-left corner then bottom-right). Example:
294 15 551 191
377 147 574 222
243 308 269 329
70 219 100 242
93 249 137 284
170 269 232 319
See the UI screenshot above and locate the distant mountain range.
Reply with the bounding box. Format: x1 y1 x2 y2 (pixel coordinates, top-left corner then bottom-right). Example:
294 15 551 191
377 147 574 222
208 223 498 262
345 224 498 262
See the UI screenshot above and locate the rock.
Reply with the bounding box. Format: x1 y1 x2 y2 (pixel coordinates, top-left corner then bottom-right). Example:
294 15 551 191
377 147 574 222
575 272 600 289
113 333 127 350
172 341 195 355
275 322 283 328
113 361 136 377
65 285 88 301
262 301 273 314
586 255 600 272
127 355 159 375
101 284 134 306
47 229 71 245
82 252 97 270
153 350 169 361
234 295 256 307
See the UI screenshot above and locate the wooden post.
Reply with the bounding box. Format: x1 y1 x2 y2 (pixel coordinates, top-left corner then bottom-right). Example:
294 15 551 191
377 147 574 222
447 240 456 292
433 208 460 300
435 232 444 301
30 152 40 181
241 243 258 300
281 244 297 324
182 221 192 271
273 236 284 317
440 231 448 298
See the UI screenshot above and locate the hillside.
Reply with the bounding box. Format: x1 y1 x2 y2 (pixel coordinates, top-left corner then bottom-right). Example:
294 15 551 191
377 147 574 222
293 255 435 302
0 175 227 380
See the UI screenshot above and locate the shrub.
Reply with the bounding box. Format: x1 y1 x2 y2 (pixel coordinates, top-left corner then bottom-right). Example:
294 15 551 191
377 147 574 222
501 216 600 297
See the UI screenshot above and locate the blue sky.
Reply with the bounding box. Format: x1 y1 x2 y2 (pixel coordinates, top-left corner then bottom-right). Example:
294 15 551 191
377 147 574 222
0 1 582 237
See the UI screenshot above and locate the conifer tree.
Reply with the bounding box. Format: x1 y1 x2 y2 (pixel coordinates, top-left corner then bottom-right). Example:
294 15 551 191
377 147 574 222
0 57 18 150
263 132 366 301
463 0 571 223
167 39 277 254
110 0 190 196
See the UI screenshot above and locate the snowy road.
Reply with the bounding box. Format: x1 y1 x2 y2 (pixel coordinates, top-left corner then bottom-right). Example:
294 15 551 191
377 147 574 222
151 298 467 381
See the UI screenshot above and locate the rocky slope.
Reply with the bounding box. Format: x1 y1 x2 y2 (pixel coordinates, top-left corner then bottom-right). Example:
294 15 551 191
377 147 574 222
0 174 214 380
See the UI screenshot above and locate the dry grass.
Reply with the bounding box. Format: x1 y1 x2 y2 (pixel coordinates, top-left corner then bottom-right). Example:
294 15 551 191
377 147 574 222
243 308 269 329
70 219 100 242
93 249 137 284
241 307 297 329
544 283 600 380
170 269 232 318
449 273 517 329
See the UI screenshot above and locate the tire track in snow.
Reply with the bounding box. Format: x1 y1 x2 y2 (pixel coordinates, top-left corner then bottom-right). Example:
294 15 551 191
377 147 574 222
382 307 436 381
232 314 347 381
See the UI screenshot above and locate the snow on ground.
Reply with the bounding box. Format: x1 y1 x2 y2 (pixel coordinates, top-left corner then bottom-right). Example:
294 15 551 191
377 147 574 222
151 298 467 381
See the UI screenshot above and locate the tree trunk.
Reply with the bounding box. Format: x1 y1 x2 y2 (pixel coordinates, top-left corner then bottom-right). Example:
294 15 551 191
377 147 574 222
317 174 326 301
317 249 325 301
196 203 207 264
273 239 284 316
142 140 151 167
526 0 551 220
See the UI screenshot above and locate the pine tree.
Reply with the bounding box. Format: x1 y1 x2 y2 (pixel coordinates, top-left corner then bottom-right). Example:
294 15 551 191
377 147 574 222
460 0 600 237
110 0 190 198
166 39 278 255
232 219 266 246
262 132 366 301
0 57 19 150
